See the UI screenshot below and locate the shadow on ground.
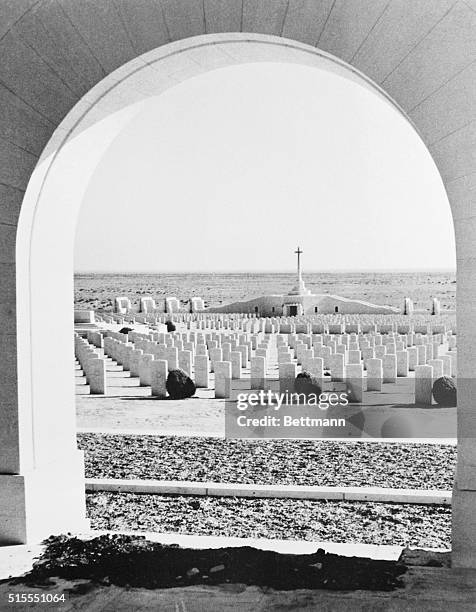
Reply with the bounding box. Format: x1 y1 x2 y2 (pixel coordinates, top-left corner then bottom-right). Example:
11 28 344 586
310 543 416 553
4 534 406 592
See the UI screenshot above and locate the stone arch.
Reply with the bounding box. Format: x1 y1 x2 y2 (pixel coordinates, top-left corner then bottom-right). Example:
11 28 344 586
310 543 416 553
1 1 474 566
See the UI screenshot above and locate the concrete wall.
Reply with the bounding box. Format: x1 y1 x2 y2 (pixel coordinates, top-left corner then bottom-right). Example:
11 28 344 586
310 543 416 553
211 295 285 316
315 296 398 315
0 0 475 564
210 293 398 316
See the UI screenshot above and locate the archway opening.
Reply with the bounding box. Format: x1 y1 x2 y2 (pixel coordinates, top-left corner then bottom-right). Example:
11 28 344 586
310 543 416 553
14 35 459 557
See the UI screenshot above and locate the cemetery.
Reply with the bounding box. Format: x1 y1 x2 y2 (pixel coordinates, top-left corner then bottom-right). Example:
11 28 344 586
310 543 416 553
76 307 457 415
2 1 476 606
70 251 458 560
72 298 458 546
74 252 457 443
58 296 457 608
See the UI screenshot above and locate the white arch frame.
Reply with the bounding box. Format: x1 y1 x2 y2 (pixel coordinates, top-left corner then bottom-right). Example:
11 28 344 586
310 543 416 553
11 34 455 549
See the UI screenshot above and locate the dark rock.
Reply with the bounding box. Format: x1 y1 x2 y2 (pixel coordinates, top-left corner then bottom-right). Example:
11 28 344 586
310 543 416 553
432 376 457 407
294 372 322 398
165 321 176 332
119 327 133 335
166 369 196 399
398 547 451 568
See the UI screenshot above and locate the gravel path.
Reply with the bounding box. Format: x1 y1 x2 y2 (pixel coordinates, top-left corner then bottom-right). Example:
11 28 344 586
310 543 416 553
86 493 451 549
78 435 456 490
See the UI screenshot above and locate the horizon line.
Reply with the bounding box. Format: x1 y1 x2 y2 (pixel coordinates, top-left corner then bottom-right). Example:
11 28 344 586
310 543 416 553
74 268 457 274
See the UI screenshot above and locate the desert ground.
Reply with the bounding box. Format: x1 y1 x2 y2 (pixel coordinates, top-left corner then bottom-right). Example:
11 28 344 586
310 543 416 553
74 271 456 312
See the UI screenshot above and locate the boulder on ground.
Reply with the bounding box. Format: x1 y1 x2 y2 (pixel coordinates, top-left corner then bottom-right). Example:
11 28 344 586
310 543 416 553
166 369 196 399
119 327 133 335
294 371 322 398
165 321 176 332
432 376 457 407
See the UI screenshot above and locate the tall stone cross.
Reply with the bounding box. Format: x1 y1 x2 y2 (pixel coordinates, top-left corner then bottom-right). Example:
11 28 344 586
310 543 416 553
295 246 303 280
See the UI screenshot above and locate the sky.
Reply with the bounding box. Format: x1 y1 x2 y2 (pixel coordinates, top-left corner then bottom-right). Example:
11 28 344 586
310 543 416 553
74 62 456 273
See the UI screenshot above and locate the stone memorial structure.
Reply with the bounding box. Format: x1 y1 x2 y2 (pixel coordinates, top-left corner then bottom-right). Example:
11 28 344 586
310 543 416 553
210 249 399 316
114 297 131 314
140 297 156 313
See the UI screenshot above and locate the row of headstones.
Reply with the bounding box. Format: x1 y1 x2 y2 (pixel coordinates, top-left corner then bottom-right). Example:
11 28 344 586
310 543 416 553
112 328 263 358
271 333 455 405
103 337 187 397
133 316 452 336
123 329 258 351
285 329 456 348
115 307 265 321
122 315 264 333
167 311 454 325
96 323 456 369
216 334 277 398
94 311 263 333
110 323 454 369
275 358 447 404
98 328 274 396
126 310 453 323
269 335 364 403
254 319 453 335
86 325 456 406
206 317 454 335
74 334 107 394
286 331 456 374
102 335 261 398
253 311 454 323
85 330 104 348
94 309 456 333
278 331 456 375
96 314 126 325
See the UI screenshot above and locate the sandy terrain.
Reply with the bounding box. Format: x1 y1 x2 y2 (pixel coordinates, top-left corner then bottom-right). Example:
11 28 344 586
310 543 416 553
74 271 456 312
76 373 224 437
